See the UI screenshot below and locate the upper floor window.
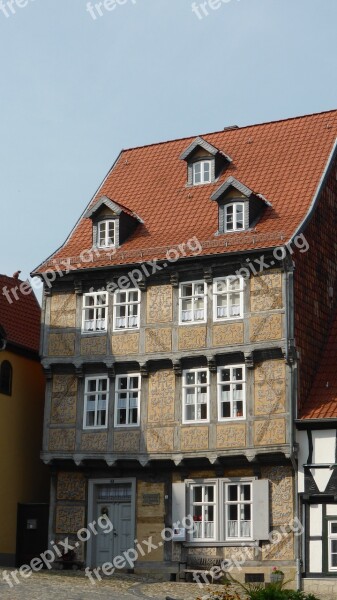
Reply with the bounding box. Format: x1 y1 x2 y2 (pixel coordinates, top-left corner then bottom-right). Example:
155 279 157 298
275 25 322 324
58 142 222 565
98 219 115 248
82 292 108 333
213 276 244 321
183 368 209 424
179 281 207 324
224 202 245 232
84 376 109 429
0 360 12 396
113 289 140 330
192 160 212 185
115 374 141 427
217 365 246 420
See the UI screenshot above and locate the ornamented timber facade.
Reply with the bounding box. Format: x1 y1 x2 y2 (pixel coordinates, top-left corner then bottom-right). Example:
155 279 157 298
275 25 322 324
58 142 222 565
39 257 297 580
33 111 337 584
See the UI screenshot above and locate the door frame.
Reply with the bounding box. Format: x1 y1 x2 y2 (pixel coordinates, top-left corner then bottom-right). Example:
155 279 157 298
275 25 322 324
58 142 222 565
87 477 136 568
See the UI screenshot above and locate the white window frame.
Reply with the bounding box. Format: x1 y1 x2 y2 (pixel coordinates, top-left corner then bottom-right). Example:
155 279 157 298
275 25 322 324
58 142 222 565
82 291 108 333
328 521 337 571
182 368 210 424
114 374 141 428
189 482 217 542
179 281 207 325
97 219 116 248
225 481 253 541
213 276 244 321
83 375 109 430
113 289 141 331
192 160 212 185
217 365 246 421
187 478 254 543
224 202 245 232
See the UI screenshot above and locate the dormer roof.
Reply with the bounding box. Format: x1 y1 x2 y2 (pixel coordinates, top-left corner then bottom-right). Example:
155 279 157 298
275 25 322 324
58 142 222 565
180 136 232 163
84 195 143 222
211 176 272 205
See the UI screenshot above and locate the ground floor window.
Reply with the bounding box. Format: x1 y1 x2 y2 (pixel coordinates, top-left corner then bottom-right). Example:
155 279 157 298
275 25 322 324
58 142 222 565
328 521 337 571
187 479 254 542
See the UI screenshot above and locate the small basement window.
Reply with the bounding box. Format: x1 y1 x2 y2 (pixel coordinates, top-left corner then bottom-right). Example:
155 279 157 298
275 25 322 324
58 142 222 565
192 160 212 185
98 220 115 248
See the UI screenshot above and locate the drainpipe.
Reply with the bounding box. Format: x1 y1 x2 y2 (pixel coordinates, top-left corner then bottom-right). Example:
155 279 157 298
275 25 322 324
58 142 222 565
285 264 302 591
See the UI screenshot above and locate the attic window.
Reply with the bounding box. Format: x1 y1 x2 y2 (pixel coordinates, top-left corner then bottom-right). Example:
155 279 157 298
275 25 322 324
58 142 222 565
97 220 116 248
224 202 245 232
192 160 212 185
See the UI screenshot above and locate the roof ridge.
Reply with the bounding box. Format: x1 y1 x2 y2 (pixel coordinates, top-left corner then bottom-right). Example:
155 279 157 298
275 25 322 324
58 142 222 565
121 108 337 153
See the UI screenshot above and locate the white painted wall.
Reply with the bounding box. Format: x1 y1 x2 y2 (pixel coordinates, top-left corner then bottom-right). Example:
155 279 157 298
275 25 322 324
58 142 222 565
312 430 335 463
310 504 323 536
326 504 337 516
309 539 322 573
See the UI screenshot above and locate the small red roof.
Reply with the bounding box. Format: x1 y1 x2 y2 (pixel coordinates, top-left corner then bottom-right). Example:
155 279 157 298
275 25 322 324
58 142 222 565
300 313 337 419
32 109 337 275
0 275 41 355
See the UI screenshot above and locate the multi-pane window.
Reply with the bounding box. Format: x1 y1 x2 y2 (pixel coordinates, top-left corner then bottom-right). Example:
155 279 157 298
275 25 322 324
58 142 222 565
113 289 140 330
213 276 244 321
190 483 216 540
218 366 245 420
225 482 252 539
224 202 245 232
98 220 115 248
187 479 255 542
192 160 212 185
179 282 207 324
82 292 108 332
183 368 209 423
84 376 109 429
115 374 141 427
328 521 337 571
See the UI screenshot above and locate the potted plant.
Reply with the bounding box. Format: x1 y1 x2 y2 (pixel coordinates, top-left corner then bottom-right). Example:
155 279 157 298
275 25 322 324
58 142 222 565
270 566 284 583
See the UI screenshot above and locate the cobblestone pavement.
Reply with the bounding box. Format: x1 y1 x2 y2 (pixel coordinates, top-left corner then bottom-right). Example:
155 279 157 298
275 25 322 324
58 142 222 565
0 569 334 600
0 569 216 600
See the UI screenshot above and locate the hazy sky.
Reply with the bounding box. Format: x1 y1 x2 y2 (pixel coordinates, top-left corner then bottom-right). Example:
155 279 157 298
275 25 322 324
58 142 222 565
1 0 337 293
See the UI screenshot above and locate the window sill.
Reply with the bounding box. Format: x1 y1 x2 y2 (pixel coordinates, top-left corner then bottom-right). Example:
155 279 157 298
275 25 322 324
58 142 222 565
112 328 140 333
81 331 108 336
182 421 210 426
183 541 258 547
179 321 207 326
213 317 243 323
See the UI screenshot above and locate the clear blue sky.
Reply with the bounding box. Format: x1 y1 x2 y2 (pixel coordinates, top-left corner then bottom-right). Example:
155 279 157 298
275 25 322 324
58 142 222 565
1 0 337 293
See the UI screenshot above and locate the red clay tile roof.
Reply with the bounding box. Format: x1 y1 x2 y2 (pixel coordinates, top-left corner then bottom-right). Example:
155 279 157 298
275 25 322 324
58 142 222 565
300 312 337 419
0 275 41 354
32 110 337 274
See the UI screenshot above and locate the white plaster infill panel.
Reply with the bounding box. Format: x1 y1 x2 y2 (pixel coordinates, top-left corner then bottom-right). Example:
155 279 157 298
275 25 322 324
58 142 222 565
309 539 322 573
309 504 323 536
312 430 336 464
310 467 333 493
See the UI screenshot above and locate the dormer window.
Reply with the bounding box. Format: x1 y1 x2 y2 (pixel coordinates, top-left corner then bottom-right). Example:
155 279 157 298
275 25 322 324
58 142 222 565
211 176 271 235
98 219 115 248
224 202 245 232
84 196 143 251
180 136 232 187
192 160 212 185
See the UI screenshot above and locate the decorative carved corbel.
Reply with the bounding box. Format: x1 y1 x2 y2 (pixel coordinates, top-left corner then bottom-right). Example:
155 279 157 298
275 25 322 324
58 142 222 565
246 451 257 462
244 352 255 369
138 279 147 292
42 362 53 380
140 362 149 378
73 361 84 379
173 360 182 377
170 272 179 288
105 457 116 468
207 355 217 373
74 456 83 467
74 280 83 295
173 455 184 467
208 454 219 465
203 267 213 285
105 362 115 379
139 457 150 467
